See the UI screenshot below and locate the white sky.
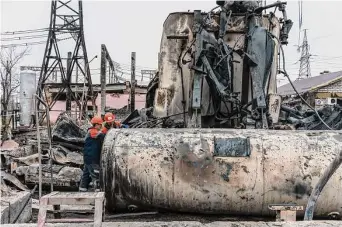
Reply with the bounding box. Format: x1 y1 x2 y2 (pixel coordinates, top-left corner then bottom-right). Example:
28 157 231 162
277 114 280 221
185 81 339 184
1 0 342 86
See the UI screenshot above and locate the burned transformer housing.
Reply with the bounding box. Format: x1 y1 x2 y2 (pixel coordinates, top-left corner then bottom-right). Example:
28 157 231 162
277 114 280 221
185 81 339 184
146 1 292 129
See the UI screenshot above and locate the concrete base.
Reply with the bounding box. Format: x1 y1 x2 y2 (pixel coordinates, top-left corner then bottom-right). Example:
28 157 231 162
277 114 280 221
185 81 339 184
2 221 342 227
0 191 32 224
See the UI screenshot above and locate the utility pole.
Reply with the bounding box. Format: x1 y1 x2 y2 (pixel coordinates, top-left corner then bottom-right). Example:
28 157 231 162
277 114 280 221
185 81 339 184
100 45 107 116
297 29 311 80
66 52 72 112
130 52 136 113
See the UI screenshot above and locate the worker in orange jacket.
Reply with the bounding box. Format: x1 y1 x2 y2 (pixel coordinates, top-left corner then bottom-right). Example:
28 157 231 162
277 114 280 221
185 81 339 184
102 112 128 134
79 116 105 192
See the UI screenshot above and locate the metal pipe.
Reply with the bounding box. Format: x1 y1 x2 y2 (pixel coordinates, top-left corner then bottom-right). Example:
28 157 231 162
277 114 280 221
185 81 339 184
34 98 42 199
304 149 342 220
100 45 107 116
66 51 72 112
35 95 53 192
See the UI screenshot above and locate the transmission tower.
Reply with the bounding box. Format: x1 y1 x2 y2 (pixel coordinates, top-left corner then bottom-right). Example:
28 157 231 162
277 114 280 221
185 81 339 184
37 0 94 123
297 29 311 80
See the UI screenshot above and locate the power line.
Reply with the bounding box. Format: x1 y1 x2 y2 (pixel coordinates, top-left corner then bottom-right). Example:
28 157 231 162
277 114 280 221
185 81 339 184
312 55 342 61
0 32 70 42
113 61 156 70
1 34 49 42
0 28 49 36
0 36 73 48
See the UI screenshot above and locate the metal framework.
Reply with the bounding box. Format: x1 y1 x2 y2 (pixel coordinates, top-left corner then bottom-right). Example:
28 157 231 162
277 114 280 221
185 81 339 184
141 70 156 81
100 45 118 85
297 29 311 80
37 0 94 123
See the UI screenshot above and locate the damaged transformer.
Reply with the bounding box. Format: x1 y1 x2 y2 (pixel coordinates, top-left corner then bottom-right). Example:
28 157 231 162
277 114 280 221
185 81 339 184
101 1 342 218
147 0 293 129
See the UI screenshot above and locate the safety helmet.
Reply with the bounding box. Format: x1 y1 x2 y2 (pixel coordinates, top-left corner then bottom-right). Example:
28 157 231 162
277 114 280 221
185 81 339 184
104 112 115 123
91 116 103 125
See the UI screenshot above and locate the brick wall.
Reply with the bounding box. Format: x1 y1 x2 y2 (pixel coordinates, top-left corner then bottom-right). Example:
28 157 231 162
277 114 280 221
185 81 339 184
317 80 342 93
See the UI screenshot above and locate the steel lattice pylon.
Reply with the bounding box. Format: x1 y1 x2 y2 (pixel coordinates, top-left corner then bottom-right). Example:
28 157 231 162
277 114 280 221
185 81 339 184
297 29 311 80
37 0 94 123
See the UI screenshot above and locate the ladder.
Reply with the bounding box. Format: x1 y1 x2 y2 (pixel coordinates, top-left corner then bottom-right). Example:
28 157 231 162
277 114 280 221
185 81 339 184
37 191 105 227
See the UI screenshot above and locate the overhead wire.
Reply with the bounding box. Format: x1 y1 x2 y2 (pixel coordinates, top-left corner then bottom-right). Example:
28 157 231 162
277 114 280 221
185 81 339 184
273 34 333 130
0 32 68 42
0 36 73 48
0 28 50 35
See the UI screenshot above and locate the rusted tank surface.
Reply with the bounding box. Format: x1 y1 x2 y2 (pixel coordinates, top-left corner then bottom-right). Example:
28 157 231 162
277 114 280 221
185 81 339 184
101 129 342 216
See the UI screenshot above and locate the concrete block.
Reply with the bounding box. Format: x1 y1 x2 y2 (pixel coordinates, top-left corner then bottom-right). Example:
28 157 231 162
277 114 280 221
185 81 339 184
0 191 32 224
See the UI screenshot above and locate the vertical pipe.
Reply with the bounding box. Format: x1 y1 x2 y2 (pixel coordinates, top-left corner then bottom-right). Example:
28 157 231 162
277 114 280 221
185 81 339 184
66 51 72 111
130 52 136 113
35 95 53 192
35 98 42 199
75 66 79 119
100 44 107 116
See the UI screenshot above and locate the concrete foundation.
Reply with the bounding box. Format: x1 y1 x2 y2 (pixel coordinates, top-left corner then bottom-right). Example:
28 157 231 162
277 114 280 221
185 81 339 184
0 191 32 224
2 221 342 227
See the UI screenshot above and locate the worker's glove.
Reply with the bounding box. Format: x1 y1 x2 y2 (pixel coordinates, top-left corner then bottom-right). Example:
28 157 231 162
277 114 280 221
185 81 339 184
121 124 129 128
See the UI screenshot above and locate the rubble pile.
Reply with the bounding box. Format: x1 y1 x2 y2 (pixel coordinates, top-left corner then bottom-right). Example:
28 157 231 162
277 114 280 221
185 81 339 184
279 104 342 130
122 107 185 128
123 105 342 130
1 112 90 191
105 106 131 121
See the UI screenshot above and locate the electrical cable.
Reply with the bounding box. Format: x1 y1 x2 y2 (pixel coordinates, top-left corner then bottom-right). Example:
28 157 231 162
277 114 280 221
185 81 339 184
177 48 187 127
274 34 333 130
0 36 73 48
0 32 65 42
1 28 49 36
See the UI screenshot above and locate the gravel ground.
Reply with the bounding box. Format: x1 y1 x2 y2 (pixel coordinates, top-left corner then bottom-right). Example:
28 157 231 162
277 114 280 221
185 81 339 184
4 221 342 227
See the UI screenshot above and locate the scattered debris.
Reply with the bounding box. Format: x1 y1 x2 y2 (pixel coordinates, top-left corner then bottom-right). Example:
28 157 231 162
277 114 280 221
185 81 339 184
279 104 342 130
1 112 86 191
1 171 29 192
1 140 19 151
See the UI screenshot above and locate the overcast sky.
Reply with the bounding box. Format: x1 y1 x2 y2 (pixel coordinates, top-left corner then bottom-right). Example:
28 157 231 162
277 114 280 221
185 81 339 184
1 0 342 86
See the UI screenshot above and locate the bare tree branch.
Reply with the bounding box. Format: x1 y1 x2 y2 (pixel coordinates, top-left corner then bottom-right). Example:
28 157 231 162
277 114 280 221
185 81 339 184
0 46 30 141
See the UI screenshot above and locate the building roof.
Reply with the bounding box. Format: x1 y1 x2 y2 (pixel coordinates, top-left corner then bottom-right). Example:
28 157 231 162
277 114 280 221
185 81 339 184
277 71 342 96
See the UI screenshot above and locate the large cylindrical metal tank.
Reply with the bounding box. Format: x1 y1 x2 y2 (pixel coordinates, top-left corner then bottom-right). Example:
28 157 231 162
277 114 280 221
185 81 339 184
19 70 36 126
101 129 342 217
